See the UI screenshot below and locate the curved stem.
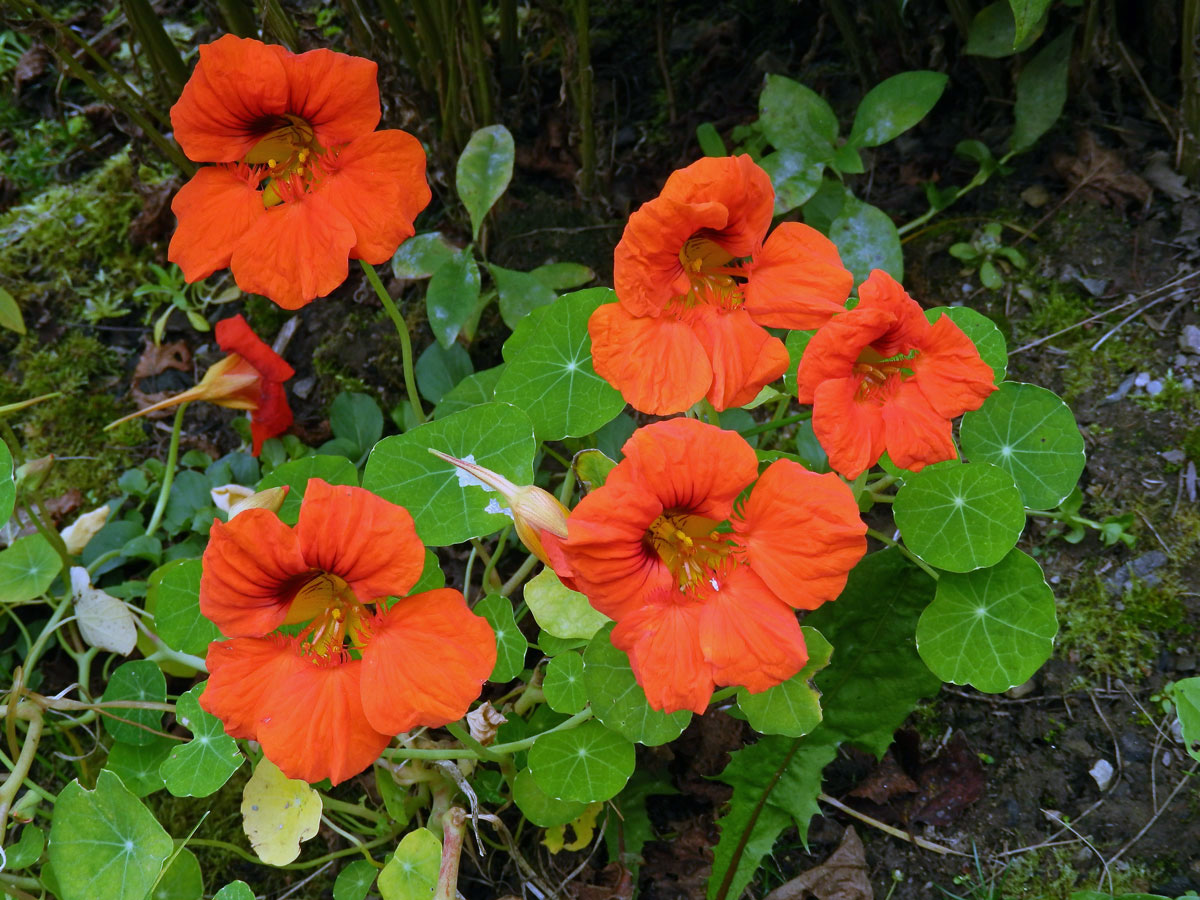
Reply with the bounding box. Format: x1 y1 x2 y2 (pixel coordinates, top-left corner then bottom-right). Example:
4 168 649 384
0 703 43 846
383 708 594 761
739 411 810 439
865 528 939 581
359 260 425 426
145 403 188 537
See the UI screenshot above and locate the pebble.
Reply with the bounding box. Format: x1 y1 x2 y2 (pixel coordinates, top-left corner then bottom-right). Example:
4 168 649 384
1135 372 1151 387
1183 377 1195 391
1103 550 1169 595
1146 379 1164 396
1163 449 1188 464
1181 324 1200 355
1089 759 1115 790
291 376 316 399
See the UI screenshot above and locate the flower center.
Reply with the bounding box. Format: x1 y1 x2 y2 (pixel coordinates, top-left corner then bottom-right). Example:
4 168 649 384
243 115 330 206
646 512 732 592
853 347 918 401
285 572 369 660
671 236 746 313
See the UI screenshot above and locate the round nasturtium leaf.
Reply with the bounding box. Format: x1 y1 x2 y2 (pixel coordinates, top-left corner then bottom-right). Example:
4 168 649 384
474 593 527 682
148 558 218 657
916 548 1057 693
433 365 503 419
543 652 588 714
159 683 243 798
527 719 635 803
377 828 441 900
363 402 536 547
151 847 202 900
5 824 45 871
333 860 378 900
893 461 1026 573
511 768 589 827
257 455 359 525
493 288 627 441
524 567 610 641
0 534 61 603
583 624 691 746
960 381 1086 510
100 660 167 747
213 882 255 900
105 736 173 797
240 757 322 866
48 770 174 900
925 306 1007 383
737 627 833 737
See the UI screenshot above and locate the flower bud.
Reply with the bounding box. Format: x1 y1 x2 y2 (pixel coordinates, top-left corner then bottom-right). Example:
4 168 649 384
211 483 255 514
429 449 569 566
60 505 110 555
15 455 54 493
227 485 289 520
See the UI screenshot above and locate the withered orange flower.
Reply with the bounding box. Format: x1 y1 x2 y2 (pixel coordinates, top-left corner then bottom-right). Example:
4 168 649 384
796 269 997 479
553 419 866 714
106 314 293 456
589 155 854 415
168 35 431 310
199 479 495 785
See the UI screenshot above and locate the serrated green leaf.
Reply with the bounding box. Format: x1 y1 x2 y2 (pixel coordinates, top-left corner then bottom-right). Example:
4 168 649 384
737 627 832 737
489 263 558 329
527 720 635 802
916 549 1056 692
0 285 26 334
960 381 1085 509
828 192 903 285
160 683 243 797
105 737 173 797
759 149 825 215
433 365 502 419
583 624 690 746
363 402 536 546
475 593 527 682
256 455 359 525
926 307 1007 383
377 828 441 900
894 461 1026 573
758 74 838 160
392 232 457 280
426 248 482 349
100 660 167 746
0 534 61 602
512 768 589 827
151 847 202 900
525 567 610 640
847 71 948 149
457 124 515 240
149 559 218 656
543 652 588 714
333 860 377 900
329 392 383 457
966 1 1046 57
493 288 626 441
48 770 173 900
1011 28 1074 153
415 340 474 405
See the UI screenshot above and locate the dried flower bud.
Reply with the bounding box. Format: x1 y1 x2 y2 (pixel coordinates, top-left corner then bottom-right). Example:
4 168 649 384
466 701 507 745
429 449 569 566
15 455 54 493
227 485 289 520
60 505 110 555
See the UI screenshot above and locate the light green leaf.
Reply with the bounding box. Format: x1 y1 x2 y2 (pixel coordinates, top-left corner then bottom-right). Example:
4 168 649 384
256 455 359 525
0 438 13 525
917 549 1056 692
828 192 903 285
151 847 202 900
966 1 1046 57
475 593 527 682
1009 0 1053 48
333 860 378 900
160 683 243 797
363 402 536 546
100 660 167 746
0 285 25 334
511 768 589 827
894 461 1026 573
737 627 833 737
392 232 457 280
329 392 384 457
524 567 610 640
493 288 626 441
433 365 502 419
759 149 825 215
149 559 218 657
583 624 691 746
489 263 558 329
377 828 440 900
4 824 44 871
696 121 728 156
847 71 948 148
758 74 838 161
48 770 173 900
105 737 172 797
456 124 515 240
1011 28 1074 153
925 306 1007 383
214 882 255 900
1165 677 1200 762
162 469 210 535
426 248 482 349
530 262 595 291
415 341 474 405
543 652 588 714
527 720 635 802
0 534 61 602
501 304 550 362
572 448 617 492
960 381 1085 509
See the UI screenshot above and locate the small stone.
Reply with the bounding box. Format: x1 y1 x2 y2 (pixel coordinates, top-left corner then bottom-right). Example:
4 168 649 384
291 376 316 399
1102 373 1138 404
1183 377 1195 391
1175 653 1197 671
1021 185 1050 207
1181 324 1200 355
1134 372 1151 388
1176 354 1190 368
1163 449 1188 464
1006 678 1037 699
1163 750 1174 768
1089 759 1115 790
1146 379 1164 396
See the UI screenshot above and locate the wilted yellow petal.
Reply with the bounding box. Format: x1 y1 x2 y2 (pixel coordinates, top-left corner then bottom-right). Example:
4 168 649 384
60 505 110 556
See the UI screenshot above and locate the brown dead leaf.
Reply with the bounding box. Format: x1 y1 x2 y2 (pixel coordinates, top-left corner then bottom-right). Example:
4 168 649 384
129 175 181 246
42 489 83 525
849 750 919 805
762 827 873 900
908 732 986 827
13 43 50 95
1052 132 1153 209
567 861 635 900
133 340 191 380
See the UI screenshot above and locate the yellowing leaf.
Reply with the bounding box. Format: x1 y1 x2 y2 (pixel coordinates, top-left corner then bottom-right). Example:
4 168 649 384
524 567 609 640
70 567 137 655
377 828 441 900
541 801 602 854
240 757 322 865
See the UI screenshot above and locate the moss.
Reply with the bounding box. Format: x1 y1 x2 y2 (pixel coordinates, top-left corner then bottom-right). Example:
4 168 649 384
998 846 1160 899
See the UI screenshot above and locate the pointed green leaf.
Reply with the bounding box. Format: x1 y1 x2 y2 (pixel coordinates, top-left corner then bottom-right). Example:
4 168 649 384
48 770 173 900
1008 0 1053 49
493 288 626 440
0 534 61 602
527 720 635 802
149 559 218 657
543 652 588 714
737 627 832 737
917 548 1057 692
257 455 359 525
489 263 558 329
329 392 384 457
531 262 595 291
160 683 243 797
828 192 903 285
583 624 690 746
966 1 1046 57
759 148 825 215
847 71 948 148
926 306 1007 383
456 124 515 240
1011 28 1074 153
392 232 457 280
426 248 482 349
960 381 1085 509
475 593 527 682
758 74 838 160
415 342 474 405
363 402 536 546
377 828 441 900
100 660 167 746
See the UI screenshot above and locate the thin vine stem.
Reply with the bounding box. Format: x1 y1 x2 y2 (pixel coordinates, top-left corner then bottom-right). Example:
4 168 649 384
145 403 188 537
865 527 939 580
360 260 425 426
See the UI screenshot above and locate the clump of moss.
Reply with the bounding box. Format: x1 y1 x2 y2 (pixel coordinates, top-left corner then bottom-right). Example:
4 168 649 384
999 846 1160 899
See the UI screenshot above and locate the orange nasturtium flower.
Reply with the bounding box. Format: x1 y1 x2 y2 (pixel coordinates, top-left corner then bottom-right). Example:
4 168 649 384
168 35 432 310
552 419 867 714
796 269 997 479
588 155 854 415
106 314 293 456
199 479 496 785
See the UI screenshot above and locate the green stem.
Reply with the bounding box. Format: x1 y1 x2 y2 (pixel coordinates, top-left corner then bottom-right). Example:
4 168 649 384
540 444 571 468
476 525 511 598
499 552 538 598
384 708 594 761
360 260 425 426
865 527 939 581
320 795 385 824
145 403 188 537
739 411 809 439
